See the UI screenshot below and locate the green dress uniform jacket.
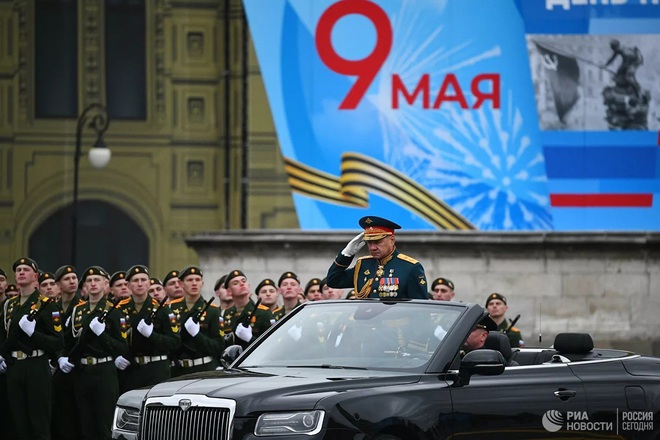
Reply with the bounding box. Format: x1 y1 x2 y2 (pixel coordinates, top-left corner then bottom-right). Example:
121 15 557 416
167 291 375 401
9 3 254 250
169 296 225 375
326 249 428 299
65 297 128 440
272 301 301 322
497 320 524 348
1 291 63 440
222 300 274 350
52 292 82 440
118 297 180 392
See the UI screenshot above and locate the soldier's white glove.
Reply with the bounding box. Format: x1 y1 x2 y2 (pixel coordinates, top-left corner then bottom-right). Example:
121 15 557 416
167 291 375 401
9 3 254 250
235 323 253 342
137 319 153 338
434 325 447 341
0 356 6 374
58 357 74 374
49 361 57 375
288 324 302 342
341 232 365 257
184 317 200 337
89 317 105 336
19 315 36 337
114 355 131 370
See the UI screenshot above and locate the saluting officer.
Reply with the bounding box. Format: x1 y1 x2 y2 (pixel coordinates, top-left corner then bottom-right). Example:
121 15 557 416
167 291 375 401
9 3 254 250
169 266 224 376
326 216 428 299
222 270 274 350
114 265 180 393
57 266 127 440
52 265 82 440
0 257 62 440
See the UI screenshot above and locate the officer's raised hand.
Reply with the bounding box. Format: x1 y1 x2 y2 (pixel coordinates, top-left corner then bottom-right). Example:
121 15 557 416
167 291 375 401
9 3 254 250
341 232 365 257
18 314 36 337
89 316 105 336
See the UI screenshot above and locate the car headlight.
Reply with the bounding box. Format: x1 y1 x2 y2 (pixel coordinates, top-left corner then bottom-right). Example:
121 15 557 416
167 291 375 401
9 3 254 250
255 410 325 436
113 406 140 433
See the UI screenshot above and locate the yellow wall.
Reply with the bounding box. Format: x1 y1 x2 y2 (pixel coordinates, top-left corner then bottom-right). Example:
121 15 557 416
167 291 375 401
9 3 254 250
0 0 296 276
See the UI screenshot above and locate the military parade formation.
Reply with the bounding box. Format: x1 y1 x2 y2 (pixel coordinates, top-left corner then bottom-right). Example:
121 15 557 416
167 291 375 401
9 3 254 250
0 216 523 439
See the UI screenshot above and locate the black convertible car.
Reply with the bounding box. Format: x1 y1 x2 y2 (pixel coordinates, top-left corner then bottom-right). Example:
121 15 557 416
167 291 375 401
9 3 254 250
112 300 659 439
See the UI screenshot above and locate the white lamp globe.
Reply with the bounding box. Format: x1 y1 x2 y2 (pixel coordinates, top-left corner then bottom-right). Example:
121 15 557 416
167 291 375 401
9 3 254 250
88 140 111 168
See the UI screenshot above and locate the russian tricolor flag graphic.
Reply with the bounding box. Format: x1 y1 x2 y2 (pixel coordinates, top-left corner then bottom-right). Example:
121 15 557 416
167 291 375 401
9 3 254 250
544 131 660 229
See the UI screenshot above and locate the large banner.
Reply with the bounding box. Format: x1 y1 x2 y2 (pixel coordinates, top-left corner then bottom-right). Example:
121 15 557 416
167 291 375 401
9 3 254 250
243 0 660 231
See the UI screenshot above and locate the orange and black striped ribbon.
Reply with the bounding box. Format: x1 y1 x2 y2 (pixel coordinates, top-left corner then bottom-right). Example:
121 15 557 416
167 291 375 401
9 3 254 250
283 152 475 230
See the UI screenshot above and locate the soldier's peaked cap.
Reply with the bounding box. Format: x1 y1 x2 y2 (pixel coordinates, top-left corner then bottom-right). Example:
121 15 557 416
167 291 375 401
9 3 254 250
38 272 55 284
359 216 401 241
224 270 246 288
109 271 126 287
12 257 39 273
54 265 77 282
126 265 149 281
163 270 179 285
179 266 203 281
278 271 300 286
80 266 109 283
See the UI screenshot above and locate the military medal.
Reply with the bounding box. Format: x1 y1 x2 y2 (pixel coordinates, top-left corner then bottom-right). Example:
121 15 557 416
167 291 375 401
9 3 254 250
376 265 384 277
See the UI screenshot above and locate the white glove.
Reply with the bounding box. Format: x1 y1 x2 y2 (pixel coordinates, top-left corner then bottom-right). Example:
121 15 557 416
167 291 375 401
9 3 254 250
0 356 6 374
184 317 200 337
89 317 105 336
235 323 253 342
434 324 447 341
137 319 153 338
49 361 57 375
341 232 365 257
114 355 131 370
58 357 74 374
288 324 302 342
19 315 36 337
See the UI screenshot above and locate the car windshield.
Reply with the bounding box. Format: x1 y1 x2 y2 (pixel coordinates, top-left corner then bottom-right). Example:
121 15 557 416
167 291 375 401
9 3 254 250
240 301 463 370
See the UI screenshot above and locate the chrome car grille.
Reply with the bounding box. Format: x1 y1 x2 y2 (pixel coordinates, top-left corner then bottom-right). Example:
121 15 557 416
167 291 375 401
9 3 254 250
139 395 236 440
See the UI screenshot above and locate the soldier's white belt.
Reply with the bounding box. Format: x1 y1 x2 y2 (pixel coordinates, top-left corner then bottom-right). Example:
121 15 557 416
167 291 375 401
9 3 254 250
11 349 45 360
179 356 213 368
135 355 169 365
80 356 113 365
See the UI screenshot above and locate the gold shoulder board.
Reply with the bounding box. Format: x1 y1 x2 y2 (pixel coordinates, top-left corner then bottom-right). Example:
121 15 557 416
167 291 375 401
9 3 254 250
397 253 419 264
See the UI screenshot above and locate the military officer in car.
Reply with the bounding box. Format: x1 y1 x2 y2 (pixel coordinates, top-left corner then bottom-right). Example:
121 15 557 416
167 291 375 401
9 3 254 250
326 216 428 299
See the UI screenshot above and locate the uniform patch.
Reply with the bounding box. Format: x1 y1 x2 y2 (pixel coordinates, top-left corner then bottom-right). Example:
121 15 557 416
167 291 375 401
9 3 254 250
52 311 61 323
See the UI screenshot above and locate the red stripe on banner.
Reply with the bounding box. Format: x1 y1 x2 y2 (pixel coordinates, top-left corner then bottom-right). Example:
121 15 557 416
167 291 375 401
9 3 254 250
550 194 653 207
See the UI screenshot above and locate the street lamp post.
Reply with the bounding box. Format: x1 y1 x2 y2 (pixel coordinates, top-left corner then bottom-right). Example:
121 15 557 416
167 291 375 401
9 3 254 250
71 103 111 267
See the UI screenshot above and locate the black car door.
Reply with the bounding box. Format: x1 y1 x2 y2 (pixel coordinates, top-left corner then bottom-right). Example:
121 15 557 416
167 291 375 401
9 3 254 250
449 364 589 439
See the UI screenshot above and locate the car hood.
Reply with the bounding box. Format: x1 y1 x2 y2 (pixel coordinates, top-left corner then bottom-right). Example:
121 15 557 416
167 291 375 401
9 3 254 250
144 367 422 415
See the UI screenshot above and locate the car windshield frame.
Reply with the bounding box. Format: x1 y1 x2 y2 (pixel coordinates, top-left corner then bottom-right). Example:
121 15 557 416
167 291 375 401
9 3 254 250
235 300 469 373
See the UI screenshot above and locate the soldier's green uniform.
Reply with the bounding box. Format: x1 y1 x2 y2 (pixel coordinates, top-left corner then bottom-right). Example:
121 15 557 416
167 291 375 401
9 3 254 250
118 296 180 392
326 216 428 300
1 257 63 440
169 296 224 376
52 265 82 440
222 300 274 350
65 295 128 440
272 302 300 321
497 320 523 348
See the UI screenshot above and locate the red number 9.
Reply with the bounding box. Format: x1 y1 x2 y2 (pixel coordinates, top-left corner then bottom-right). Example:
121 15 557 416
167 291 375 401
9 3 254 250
315 0 392 110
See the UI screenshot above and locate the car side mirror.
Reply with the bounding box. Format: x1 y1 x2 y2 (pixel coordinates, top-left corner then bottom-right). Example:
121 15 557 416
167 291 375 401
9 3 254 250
221 345 244 369
458 349 505 385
